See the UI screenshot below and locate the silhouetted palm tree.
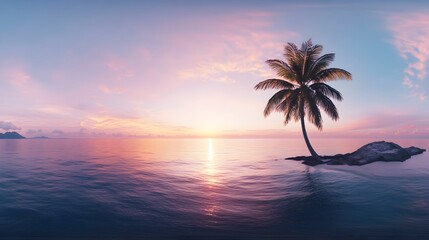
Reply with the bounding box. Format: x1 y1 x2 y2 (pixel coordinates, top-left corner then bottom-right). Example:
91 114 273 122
255 39 352 162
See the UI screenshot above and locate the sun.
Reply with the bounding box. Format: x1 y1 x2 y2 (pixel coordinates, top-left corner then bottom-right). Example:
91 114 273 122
200 124 220 137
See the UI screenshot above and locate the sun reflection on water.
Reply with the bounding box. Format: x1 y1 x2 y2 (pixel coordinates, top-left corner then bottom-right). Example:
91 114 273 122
203 138 221 220
204 138 219 186
208 138 213 161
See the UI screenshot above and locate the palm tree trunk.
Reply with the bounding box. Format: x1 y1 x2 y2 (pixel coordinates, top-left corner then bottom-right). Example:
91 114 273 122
300 115 322 162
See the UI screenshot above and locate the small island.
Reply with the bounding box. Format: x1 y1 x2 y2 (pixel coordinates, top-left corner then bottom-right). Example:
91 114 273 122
0 131 26 139
286 141 426 166
32 136 49 139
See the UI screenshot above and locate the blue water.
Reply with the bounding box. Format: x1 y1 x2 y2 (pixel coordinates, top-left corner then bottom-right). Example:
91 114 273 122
0 138 428 239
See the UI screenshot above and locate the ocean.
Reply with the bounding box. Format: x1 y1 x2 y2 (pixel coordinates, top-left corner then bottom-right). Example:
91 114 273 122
0 138 428 239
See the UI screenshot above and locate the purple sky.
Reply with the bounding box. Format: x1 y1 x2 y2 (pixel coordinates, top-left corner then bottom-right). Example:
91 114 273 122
0 1 428 138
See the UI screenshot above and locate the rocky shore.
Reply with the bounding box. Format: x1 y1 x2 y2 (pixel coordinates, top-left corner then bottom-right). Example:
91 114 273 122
286 141 426 166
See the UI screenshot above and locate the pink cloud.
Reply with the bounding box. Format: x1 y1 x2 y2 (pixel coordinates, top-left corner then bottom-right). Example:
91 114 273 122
5 68 31 86
0 66 45 98
98 85 123 94
334 112 429 138
403 76 414 88
79 115 197 137
106 57 124 72
0 121 20 131
169 11 298 83
219 112 429 139
387 12 429 101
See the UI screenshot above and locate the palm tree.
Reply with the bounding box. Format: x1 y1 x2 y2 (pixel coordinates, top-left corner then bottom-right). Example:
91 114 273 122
255 39 352 162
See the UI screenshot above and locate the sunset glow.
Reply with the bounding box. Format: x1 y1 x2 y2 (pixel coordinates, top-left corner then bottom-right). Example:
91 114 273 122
0 1 428 138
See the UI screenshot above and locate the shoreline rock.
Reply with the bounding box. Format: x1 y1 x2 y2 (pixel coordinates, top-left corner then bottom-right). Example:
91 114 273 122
286 141 426 166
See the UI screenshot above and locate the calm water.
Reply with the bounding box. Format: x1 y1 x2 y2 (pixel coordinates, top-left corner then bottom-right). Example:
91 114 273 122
0 138 428 239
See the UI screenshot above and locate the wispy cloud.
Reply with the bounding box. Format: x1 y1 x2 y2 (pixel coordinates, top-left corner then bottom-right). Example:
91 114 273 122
387 11 429 101
174 11 298 83
26 129 44 137
336 112 429 138
98 85 123 94
218 112 429 139
0 121 20 131
79 115 197 137
4 68 31 86
1 67 33 93
0 65 50 102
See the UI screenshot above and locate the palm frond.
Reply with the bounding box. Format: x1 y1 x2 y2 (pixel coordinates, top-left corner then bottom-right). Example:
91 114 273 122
304 39 323 62
300 40 311 83
254 78 295 91
313 68 352 82
310 82 343 101
306 101 322 129
303 87 322 129
276 89 300 125
284 43 303 83
309 43 323 57
305 44 324 73
284 42 300 63
265 60 297 82
263 89 291 117
315 92 339 121
300 39 313 53
308 53 335 79
301 39 325 83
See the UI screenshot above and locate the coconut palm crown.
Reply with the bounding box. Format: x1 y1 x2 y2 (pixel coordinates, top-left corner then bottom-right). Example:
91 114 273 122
255 39 352 162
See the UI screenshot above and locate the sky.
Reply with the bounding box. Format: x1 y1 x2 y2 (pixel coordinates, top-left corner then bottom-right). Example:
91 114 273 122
0 0 428 138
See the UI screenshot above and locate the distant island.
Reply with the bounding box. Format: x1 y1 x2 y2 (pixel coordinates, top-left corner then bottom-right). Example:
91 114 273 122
0 131 26 139
32 136 49 139
286 141 426 166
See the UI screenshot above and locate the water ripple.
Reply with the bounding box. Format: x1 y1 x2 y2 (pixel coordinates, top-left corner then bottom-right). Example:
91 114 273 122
0 138 428 239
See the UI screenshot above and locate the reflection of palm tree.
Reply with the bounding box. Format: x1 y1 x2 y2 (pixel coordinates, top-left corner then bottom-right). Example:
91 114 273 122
255 39 352 162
